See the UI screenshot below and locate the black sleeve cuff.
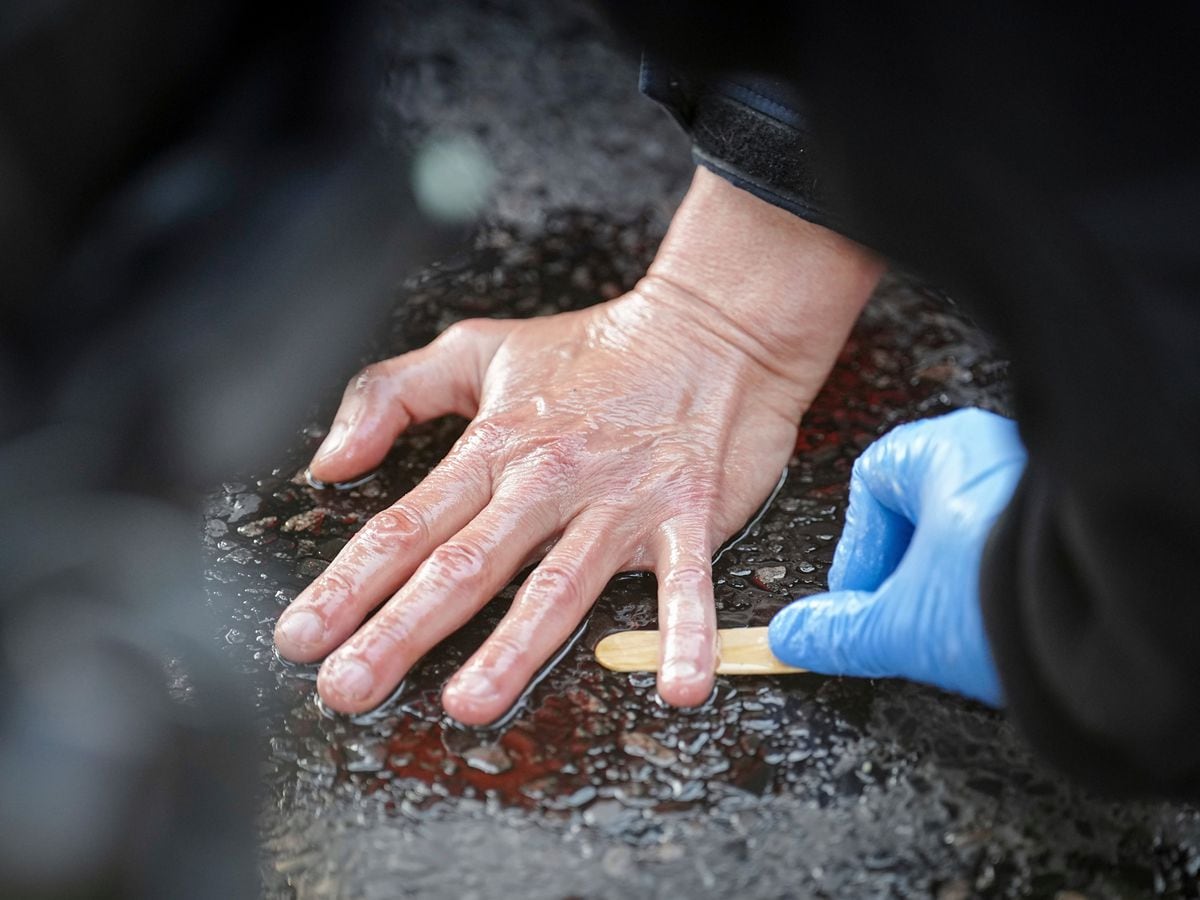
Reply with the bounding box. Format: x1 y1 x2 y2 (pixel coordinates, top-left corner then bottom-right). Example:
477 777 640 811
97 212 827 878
640 56 858 240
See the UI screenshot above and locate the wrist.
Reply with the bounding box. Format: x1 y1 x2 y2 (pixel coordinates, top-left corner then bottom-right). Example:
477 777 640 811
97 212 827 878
642 166 885 396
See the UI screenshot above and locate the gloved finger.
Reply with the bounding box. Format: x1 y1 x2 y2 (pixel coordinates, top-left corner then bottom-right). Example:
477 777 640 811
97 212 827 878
826 458 915 593
441 509 633 726
309 318 512 484
767 589 897 679
767 578 1003 706
848 410 1027 521
827 410 1022 591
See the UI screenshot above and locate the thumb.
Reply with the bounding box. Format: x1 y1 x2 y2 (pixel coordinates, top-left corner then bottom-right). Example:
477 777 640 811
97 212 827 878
309 319 510 484
768 589 899 679
768 580 1002 706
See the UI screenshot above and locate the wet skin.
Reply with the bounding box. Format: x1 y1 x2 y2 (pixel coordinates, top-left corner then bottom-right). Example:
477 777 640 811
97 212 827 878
274 167 885 724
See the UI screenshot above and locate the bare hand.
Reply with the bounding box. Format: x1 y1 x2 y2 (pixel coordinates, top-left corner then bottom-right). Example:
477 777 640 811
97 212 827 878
274 167 884 723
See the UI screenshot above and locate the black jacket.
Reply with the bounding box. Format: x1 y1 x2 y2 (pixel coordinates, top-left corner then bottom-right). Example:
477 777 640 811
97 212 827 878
613 2 1200 799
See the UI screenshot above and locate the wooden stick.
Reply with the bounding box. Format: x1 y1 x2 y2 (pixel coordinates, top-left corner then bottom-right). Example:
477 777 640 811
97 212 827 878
595 626 805 675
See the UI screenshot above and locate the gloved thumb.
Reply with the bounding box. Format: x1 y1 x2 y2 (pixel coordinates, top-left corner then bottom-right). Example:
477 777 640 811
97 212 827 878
767 584 1003 706
768 590 899 680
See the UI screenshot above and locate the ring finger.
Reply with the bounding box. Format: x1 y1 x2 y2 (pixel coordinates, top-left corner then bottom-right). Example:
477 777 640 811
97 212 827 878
441 510 634 725
316 487 560 713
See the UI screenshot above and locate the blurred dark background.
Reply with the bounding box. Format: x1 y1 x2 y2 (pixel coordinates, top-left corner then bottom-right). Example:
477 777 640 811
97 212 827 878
1 2 437 896
0 0 675 894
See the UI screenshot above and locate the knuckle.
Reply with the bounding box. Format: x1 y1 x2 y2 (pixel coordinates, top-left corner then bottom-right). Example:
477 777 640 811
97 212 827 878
661 564 712 594
666 619 711 644
522 563 587 612
851 448 876 476
350 361 387 395
602 502 653 538
536 439 577 471
360 505 428 549
666 474 719 512
441 318 488 344
461 419 511 456
425 539 489 586
313 567 356 600
367 504 429 540
522 438 581 489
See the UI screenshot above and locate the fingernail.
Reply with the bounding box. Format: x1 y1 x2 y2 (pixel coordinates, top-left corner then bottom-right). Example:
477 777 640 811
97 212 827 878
327 657 373 702
277 609 325 647
661 659 701 683
450 670 494 700
314 422 348 462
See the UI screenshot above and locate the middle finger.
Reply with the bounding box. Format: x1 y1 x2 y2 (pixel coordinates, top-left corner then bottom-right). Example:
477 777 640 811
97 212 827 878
441 509 633 725
317 488 560 713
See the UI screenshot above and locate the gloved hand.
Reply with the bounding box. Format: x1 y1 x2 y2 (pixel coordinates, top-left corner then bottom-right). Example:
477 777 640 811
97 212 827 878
768 408 1027 705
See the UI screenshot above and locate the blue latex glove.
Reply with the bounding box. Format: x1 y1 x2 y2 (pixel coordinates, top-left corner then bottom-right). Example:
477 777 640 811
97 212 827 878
768 408 1027 705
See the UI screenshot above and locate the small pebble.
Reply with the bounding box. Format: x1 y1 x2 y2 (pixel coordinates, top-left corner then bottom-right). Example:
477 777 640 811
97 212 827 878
621 731 676 767
752 566 787 588
282 508 330 533
238 516 278 537
463 744 513 775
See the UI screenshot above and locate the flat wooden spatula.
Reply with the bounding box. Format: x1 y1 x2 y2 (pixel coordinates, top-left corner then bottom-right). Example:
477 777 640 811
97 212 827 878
595 626 805 675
